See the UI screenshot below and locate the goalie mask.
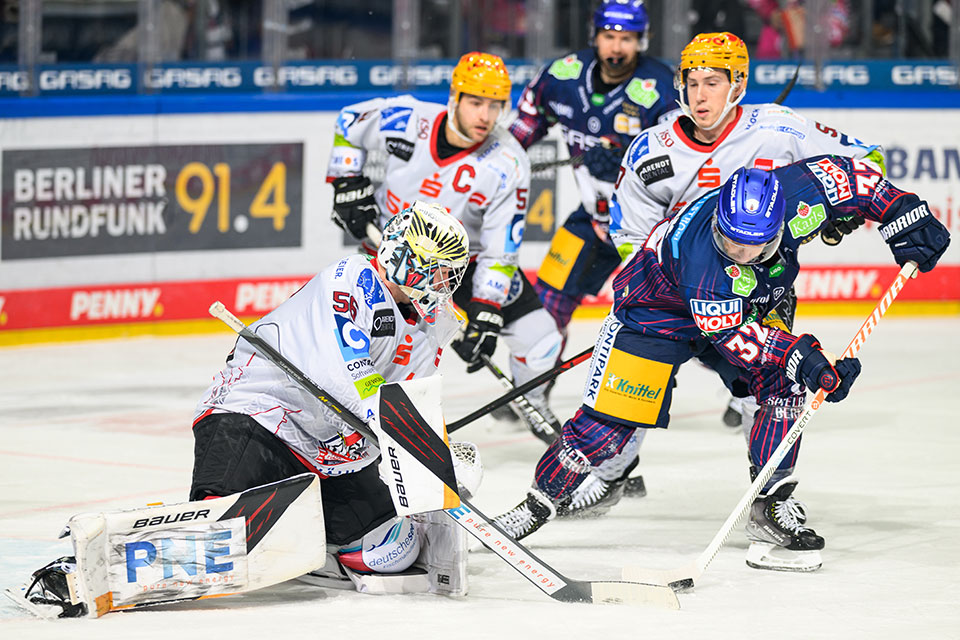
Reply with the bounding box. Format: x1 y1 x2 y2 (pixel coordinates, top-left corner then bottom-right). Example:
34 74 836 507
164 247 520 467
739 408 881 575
675 32 749 131
447 52 512 144
378 201 470 321
712 168 785 265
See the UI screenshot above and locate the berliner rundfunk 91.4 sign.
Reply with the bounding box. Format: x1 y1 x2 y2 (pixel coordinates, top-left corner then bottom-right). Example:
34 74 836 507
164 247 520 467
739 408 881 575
2 143 303 260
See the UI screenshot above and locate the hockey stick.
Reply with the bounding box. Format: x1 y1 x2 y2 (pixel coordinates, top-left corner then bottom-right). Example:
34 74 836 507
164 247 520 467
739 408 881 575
478 354 559 444
621 261 919 591
208 302 679 608
773 61 802 105
448 346 592 433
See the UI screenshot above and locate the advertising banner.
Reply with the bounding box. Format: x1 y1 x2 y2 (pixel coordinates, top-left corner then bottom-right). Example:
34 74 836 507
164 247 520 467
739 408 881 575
2 143 303 259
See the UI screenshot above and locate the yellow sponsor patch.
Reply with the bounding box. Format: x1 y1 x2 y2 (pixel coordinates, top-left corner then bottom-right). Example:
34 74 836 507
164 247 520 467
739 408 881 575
537 227 584 290
594 349 673 423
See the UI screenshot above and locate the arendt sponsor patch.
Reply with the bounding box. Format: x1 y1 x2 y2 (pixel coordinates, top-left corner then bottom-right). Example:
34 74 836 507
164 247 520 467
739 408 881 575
690 298 743 333
636 155 674 185
807 158 853 205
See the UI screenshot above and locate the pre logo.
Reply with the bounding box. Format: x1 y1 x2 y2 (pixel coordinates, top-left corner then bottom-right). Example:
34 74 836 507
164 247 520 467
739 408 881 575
110 519 248 607
690 298 743 333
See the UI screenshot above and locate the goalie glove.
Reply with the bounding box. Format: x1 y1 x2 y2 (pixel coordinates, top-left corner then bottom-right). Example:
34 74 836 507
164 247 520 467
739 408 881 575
451 300 503 373
331 175 381 241
820 213 865 246
784 334 862 403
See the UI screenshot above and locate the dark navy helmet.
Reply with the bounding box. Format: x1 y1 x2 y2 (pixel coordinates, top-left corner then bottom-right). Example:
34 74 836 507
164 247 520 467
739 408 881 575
594 0 649 33
712 167 786 264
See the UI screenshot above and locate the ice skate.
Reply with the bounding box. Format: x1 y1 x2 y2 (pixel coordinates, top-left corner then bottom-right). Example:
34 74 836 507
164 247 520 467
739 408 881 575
493 489 557 540
558 473 628 518
745 477 824 572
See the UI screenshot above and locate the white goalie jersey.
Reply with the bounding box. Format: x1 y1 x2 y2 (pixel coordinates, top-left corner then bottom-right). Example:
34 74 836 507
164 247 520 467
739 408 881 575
194 255 460 477
327 95 531 307
610 104 881 257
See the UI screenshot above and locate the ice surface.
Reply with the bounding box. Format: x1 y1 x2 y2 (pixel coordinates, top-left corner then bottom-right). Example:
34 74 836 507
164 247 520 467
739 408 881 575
2 317 958 638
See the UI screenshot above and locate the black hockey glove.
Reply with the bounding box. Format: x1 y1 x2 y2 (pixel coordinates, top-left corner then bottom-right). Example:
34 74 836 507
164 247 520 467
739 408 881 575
581 136 626 183
452 300 504 373
879 203 950 273
331 175 381 241
820 213 865 246
784 334 862 402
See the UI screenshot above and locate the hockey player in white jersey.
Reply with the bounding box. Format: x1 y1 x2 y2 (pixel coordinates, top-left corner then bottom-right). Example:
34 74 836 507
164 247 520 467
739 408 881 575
190 202 474 591
567 31 888 514
8 204 482 616
611 31 885 258
326 52 564 443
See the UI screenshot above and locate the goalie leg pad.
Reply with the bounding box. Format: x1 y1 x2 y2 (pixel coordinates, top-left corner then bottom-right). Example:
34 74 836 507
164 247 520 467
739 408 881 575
10 475 326 618
413 510 468 596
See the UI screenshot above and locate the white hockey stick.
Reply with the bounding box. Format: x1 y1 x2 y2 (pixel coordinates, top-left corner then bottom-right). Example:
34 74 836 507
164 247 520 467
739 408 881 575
209 302 679 608
622 261 919 590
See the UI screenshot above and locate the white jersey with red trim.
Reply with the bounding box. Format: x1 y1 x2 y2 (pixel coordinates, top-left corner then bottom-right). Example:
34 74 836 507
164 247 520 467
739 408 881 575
610 104 881 256
194 255 458 477
327 95 531 307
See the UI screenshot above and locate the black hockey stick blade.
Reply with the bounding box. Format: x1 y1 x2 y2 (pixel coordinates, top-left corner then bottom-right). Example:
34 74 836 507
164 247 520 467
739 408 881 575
479 355 558 444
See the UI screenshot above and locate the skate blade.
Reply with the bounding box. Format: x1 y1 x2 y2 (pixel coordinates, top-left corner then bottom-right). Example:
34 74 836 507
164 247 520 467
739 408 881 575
745 542 822 572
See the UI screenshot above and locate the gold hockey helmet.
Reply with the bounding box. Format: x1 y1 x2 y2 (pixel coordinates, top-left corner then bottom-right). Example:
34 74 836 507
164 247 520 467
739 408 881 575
677 32 750 86
450 52 512 103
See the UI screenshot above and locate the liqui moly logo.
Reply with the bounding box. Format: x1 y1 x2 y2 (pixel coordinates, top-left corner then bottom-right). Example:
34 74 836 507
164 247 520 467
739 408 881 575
690 298 743 333
807 158 853 204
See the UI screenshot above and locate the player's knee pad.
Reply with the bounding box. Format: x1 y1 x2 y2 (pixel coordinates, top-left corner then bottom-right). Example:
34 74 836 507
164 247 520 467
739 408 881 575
337 516 421 574
503 310 562 373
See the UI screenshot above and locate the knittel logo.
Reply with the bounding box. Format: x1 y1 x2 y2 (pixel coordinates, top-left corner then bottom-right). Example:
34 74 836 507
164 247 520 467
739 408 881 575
690 298 743 333
603 372 664 402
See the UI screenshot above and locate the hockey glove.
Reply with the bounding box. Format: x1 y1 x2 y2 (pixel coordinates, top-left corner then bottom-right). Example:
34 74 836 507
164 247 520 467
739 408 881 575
331 175 381 241
879 203 950 273
821 214 865 246
784 334 861 402
581 136 625 183
452 301 504 373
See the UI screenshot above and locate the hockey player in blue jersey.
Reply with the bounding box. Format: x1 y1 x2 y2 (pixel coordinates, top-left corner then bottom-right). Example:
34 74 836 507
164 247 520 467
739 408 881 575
510 0 678 342
495 158 950 571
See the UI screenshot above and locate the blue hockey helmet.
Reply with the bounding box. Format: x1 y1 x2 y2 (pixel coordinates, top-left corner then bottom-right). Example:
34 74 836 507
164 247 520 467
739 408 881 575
592 0 649 51
712 168 786 265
